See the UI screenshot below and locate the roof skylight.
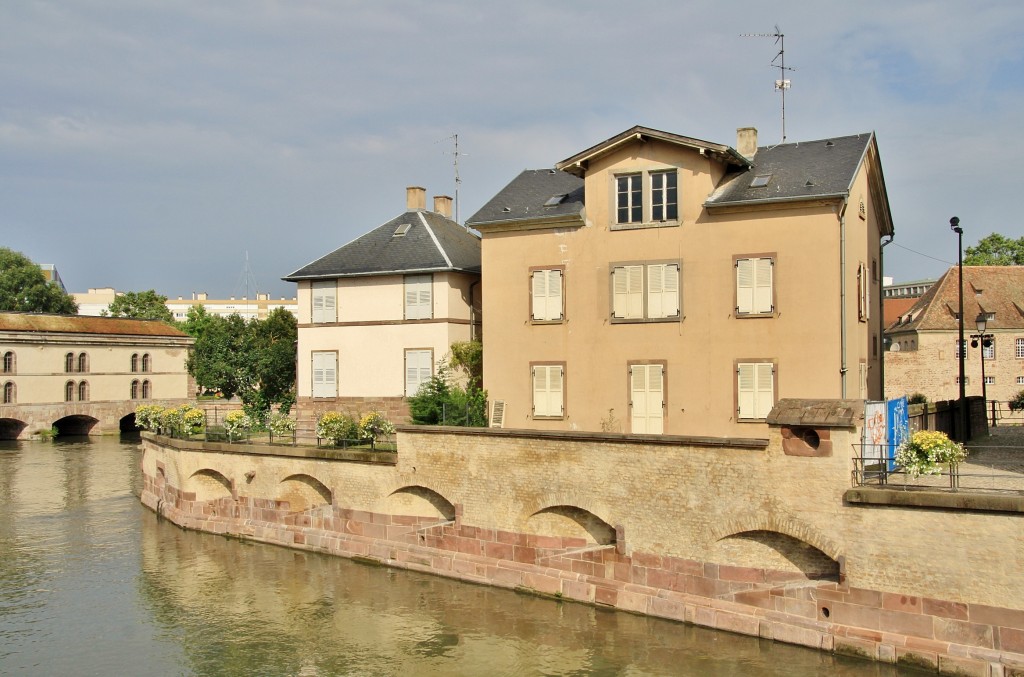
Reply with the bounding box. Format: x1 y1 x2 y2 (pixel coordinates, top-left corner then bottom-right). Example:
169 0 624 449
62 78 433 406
749 174 771 188
544 194 567 207
393 223 412 237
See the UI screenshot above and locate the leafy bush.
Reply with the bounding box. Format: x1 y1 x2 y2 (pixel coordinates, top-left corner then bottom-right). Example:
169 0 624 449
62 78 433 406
907 393 928 405
359 412 396 442
316 412 360 445
408 364 487 427
894 430 967 478
158 404 205 437
1009 390 1024 412
134 404 165 431
224 410 253 439
268 412 296 438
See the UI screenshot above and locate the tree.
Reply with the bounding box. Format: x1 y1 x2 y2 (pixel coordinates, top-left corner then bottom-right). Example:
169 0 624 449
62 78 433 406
105 289 175 323
408 361 488 427
0 247 78 314
964 233 1024 266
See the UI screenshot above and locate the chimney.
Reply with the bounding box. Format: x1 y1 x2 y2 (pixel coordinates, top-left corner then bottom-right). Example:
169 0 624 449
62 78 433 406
736 127 758 159
433 195 453 218
406 186 426 211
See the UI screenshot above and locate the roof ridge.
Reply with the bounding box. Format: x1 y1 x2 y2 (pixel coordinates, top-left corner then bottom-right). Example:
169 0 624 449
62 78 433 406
418 212 453 268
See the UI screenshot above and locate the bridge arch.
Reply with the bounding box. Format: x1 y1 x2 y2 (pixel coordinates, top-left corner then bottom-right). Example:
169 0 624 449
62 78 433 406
712 515 841 581
278 474 332 512
0 418 27 440
188 469 233 502
527 505 616 545
381 485 456 521
53 414 99 436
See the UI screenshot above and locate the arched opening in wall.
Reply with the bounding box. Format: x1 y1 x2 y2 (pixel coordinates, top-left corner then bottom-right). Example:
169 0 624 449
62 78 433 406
527 506 616 545
713 530 839 581
189 469 233 502
382 486 456 521
53 415 99 437
278 474 332 512
0 418 27 440
119 413 139 433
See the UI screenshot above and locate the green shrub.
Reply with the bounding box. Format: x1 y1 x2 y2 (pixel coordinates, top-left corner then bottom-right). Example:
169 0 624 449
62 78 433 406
316 412 360 444
907 393 928 405
1010 390 1024 412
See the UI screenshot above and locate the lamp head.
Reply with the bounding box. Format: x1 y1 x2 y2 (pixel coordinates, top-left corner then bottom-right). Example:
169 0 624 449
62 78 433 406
975 313 987 333
950 216 962 234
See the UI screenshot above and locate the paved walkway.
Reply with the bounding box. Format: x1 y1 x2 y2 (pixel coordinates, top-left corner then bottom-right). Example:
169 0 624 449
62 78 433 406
881 426 1024 492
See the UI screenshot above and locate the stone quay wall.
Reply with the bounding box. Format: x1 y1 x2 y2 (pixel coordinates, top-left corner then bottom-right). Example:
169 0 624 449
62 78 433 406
140 422 1024 675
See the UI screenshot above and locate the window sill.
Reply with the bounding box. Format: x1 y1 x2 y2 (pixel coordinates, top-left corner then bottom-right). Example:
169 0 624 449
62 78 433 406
530 319 565 325
532 415 565 420
610 316 681 324
610 220 680 232
735 312 776 319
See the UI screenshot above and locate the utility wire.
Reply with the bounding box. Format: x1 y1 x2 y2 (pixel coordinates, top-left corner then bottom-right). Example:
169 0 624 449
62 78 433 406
888 241 954 266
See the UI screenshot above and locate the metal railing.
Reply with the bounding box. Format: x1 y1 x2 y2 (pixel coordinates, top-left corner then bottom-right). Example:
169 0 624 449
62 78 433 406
986 401 1024 427
853 446 1024 493
156 412 397 452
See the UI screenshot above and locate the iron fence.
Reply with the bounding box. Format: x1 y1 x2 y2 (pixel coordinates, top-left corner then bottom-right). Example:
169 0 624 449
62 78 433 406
852 444 1024 493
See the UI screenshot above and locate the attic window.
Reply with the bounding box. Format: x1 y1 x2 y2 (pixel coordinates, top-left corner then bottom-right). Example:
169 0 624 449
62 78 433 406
393 223 412 237
544 194 567 207
750 174 771 188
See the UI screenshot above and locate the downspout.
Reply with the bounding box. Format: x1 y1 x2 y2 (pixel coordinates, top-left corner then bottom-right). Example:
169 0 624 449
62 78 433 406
880 234 894 399
838 198 849 398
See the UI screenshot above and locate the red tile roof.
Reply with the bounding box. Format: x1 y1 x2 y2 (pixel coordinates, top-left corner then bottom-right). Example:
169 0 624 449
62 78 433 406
0 312 189 337
886 266 1024 332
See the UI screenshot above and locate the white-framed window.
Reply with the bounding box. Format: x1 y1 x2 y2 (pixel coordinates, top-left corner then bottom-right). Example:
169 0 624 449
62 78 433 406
2 381 14 404
650 170 678 222
1016 338 1024 358
630 363 664 434
613 169 680 227
983 338 995 360
954 339 965 358
857 262 870 322
531 269 564 322
984 376 995 385
615 174 642 224
405 274 433 320
736 257 774 315
532 364 564 418
1017 376 1024 385
405 349 433 397
311 280 337 323
2 351 14 374
737 362 775 420
956 376 970 385
611 262 680 321
312 351 338 398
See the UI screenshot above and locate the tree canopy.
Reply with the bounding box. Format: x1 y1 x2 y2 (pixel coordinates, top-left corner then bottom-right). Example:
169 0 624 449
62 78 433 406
964 233 1024 266
105 289 175 323
0 247 78 314
182 305 297 418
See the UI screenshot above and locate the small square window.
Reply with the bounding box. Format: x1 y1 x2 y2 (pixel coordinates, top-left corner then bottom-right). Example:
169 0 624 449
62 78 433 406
749 174 772 188
543 194 567 207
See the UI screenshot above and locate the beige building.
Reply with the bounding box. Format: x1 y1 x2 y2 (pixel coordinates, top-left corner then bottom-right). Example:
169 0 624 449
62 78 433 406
283 187 481 422
73 287 297 321
885 265 1024 404
0 312 193 438
466 126 893 438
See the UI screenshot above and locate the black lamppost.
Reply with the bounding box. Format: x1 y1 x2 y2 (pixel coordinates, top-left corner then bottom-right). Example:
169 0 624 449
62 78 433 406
951 216 967 440
972 313 993 404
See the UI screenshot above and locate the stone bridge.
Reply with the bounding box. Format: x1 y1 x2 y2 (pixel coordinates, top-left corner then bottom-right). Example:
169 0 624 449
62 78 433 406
0 398 190 439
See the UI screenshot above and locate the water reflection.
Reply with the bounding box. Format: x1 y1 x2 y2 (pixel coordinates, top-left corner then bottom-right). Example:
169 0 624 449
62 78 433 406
1 438 911 676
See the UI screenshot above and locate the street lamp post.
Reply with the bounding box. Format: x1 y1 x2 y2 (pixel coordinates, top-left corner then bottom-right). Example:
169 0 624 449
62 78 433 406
951 217 967 441
972 313 993 405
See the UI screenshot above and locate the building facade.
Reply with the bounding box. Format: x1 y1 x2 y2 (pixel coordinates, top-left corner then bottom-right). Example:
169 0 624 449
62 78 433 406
885 265 1024 405
0 312 193 438
467 126 893 438
283 187 481 423
73 287 298 321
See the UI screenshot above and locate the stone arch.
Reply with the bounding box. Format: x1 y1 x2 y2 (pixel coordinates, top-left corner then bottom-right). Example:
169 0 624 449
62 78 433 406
52 414 99 436
278 474 332 512
119 413 139 433
713 514 841 562
527 505 616 545
188 469 233 502
0 418 26 440
380 485 456 521
712 530 839 581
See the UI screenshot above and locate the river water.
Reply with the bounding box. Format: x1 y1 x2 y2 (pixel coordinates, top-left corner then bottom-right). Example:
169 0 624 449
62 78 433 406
0 437 914 676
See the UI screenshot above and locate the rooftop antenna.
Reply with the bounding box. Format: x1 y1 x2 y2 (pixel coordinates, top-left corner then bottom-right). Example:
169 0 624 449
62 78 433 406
740 25 795 143
437 133 468 226
232 251 261 316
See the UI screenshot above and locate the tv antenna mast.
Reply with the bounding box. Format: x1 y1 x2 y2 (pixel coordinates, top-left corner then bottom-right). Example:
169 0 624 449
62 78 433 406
437 133 468 225
740 25 795 142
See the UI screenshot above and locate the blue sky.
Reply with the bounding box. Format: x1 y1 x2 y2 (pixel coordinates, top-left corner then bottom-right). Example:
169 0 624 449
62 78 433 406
2 1 1023 299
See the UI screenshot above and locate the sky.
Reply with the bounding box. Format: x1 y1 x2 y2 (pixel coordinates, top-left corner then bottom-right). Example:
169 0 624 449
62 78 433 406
2 1 1023 300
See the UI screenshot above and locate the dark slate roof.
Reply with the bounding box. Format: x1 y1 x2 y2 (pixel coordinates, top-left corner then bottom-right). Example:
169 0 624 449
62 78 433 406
706 133 873 206
0 312 189 338
283 210 481 280
886 266 1024 333
466 169 585 227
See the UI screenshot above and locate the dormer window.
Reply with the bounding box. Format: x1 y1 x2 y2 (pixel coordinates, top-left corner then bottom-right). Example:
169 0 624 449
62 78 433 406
543 194 567 207
613 169 680 229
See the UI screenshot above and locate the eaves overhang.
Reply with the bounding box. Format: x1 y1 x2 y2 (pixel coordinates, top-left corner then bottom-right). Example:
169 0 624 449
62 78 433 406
470 211 586 234
705 192 849 214
282 265 479 282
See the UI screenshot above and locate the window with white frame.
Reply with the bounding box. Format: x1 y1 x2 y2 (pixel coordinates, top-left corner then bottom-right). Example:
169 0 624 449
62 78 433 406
311 280 337 323
611 262 680 321
404 274 432 320
650 171 678 222
1017 338 1024 358
2 381 14 404
984 376 995 385
1017 376 1024 385
2 351 14 374
532 364 564 418
737 362 775 420
735 257 774 315
531 269 563 322
956 376 970 385
311 351 338 398
630 363 664 434
615 174 642 224
405 349 433 397
983 338 995 360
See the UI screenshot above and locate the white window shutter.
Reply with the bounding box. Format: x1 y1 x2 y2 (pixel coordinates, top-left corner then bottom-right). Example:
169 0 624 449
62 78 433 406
755 363 774 418
532 270 563 321
405 275 432 320
532 365 563 417
312 281 337 323
489 400 505 428
754 258 773 313
737 363 755 418
312 352 337 398
613 266 643 319
647 264 679 319
631 364 664 434
549 270 563 320
736 259 754 314
405 350 432 397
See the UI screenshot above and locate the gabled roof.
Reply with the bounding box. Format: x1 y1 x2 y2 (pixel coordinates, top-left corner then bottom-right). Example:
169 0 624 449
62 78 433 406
707 133 877 207
0 312 189 337
886 266 1024 333
555 125 751 176
466 169 585 229
284 210 481 281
